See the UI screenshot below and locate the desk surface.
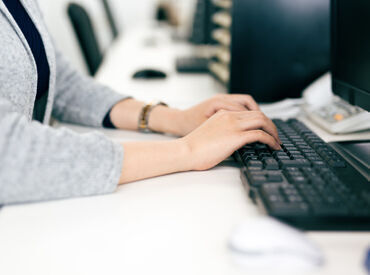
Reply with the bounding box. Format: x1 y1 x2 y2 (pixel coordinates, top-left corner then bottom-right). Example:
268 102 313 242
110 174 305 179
0 27 369 275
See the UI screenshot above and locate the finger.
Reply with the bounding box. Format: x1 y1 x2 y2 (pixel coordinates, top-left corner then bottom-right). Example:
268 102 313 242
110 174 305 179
207 101 246 117
240 118 280 145
239 112 281 144
242 130 281 151
231 94 260 111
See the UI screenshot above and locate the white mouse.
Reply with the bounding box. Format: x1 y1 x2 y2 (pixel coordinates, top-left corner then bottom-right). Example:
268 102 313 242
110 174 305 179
228 217 324 272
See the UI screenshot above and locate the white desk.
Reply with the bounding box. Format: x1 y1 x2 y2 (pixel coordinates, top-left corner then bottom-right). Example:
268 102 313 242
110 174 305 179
0 27 369 275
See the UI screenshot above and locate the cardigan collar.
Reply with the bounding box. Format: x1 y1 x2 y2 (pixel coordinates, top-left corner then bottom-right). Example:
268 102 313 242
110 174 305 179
0 0 56 123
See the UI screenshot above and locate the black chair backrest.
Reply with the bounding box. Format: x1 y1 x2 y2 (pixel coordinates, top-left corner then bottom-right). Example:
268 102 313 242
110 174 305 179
67 3 103 76
101 0 119 39
230 0 330 102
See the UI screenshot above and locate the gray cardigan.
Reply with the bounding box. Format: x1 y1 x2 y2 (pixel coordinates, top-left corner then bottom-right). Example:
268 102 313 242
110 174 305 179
0 0 128 204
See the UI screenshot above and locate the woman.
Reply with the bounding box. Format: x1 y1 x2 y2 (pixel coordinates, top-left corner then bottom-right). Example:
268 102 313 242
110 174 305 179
0 0 281 205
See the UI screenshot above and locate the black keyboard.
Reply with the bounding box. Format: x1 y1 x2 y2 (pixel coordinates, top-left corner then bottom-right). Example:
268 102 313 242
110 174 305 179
235 119 370 230
176 57 209 73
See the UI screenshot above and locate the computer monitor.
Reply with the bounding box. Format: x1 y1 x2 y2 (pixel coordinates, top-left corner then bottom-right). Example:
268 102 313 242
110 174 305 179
229 0 330 102
331 0 370 111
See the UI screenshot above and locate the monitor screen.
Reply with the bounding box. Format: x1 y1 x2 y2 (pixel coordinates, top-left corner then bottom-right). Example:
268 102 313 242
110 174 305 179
230 0 330 102
332 0 370 111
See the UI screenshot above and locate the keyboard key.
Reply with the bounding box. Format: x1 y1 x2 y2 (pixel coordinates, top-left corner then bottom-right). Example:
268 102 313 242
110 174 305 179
250 176 267 185
274 151 289 158
328 159 347 168
287 195 304 203
302 149 316 154
290 176 309 184
269 202 310 216
310 177 326 185
264 159 279 170
254 143 269 150
247 160 263 170
312 161 328 168
259 153 273 160
281 185 299 195
246 171 266 186
245 156 259 161
276 156 290 161
260 155 273 161
291 155 305 160
285 172 305 180
284 147 297 152
285 167 300 172
297 145 311 150
267 172 283 182
279 159 311 168
288 150 302 155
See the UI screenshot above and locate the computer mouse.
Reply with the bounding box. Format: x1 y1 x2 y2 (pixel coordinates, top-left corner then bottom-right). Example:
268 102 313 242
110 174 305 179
228 217 324 271
132 69 167 80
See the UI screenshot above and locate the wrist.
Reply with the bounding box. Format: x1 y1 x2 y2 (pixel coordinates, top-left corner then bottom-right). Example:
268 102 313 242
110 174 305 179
148 106 185 136
110 98 145 130
176 137 195 171
118 138 194 184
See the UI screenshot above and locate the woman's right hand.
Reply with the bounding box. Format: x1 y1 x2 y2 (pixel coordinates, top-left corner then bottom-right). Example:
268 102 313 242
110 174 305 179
119 110 281 184
181 110 281 171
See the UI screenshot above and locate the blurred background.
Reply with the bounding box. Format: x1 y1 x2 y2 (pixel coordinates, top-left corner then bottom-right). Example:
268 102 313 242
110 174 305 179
37 0 331 104
38 0 197 74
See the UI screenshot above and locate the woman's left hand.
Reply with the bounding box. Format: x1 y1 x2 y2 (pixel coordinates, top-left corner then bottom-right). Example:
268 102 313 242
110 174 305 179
173 94 260 136
112 94 260 136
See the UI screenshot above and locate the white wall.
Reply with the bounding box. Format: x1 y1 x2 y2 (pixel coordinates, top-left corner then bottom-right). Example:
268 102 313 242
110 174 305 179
111 0 158 30
38 0 88 73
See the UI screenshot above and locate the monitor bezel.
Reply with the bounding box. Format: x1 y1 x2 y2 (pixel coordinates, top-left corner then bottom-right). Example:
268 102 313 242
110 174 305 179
331 0 370 111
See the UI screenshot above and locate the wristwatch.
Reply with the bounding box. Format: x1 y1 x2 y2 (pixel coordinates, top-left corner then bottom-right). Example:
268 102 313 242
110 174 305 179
138 101 168 133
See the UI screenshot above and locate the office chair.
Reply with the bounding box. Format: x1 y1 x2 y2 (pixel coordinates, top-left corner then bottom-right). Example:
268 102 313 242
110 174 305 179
101 0 120 39
229 0 330 102
67 2 103 76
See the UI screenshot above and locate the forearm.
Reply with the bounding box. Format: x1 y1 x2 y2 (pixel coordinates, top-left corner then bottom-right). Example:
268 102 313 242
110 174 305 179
119 139 191 184
0 103 121 204
117 109 281 184
108 94 263 136
109 99 145 131
53 49 128 127
109 98 185 135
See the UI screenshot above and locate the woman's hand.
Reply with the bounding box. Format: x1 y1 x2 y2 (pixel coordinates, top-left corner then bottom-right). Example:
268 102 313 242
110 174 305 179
172 94 261 136
119 110 281 183
157 94 259 136
182 110 281 171
110 94 260 136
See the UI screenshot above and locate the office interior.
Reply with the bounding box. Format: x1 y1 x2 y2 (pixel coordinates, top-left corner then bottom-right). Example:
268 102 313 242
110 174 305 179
0 0 369 275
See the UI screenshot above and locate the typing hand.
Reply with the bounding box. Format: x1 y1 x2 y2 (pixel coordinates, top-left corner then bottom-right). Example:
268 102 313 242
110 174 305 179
176 94 260 136
182 110 281 171
120 109 281 183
